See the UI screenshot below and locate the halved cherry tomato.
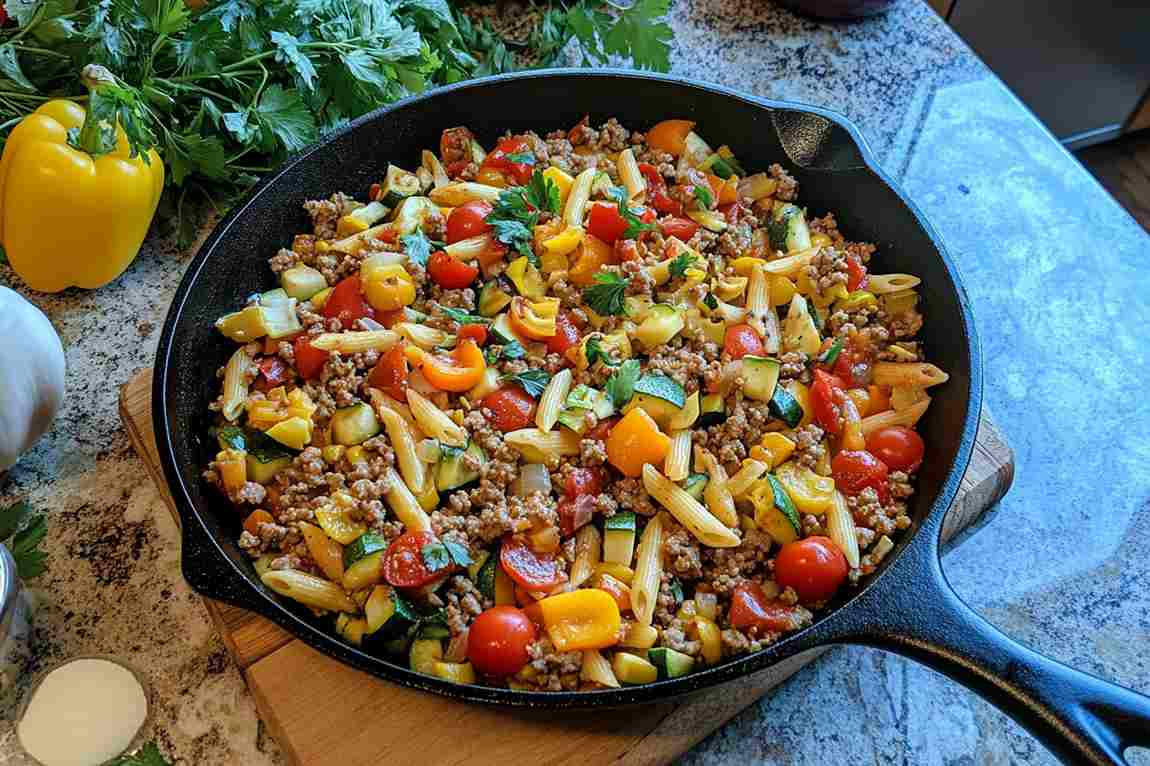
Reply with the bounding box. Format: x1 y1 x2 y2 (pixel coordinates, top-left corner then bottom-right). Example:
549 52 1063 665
558 494 595 537
293 336 330 380
446 200 493 245
565 467 606 498
638 162 683 216
586 416 618 441
367 343 409 401
500 535 567 589
440 126 476 177
587 202 629 244
724 324 765 360
846 256 868 292
322 274 375 325
467 606 536 676
659 217 699 241
481 136 535 185
866 426 925 472
482 386 536 432
458 324 488 346
596 572 631 612
258 356 290 386
774 537 849 603
729 583 807 633
428 250 479 289
831 449 890 503
383 530 451 589
811 369 847 434
419 339 486 392
546 311 581 356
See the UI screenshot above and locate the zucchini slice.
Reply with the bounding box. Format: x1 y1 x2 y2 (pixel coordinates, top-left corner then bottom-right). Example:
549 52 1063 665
758 474 801 544
343 533 388 568
697 393 726 427
435 441 486 492
682 473 709 500
475 547 499 601
768 386 803 428
633 373 687 409
603 512 637 566
741 356 780 402
379 164 422 207
648 646 695 679
331 403 381 446
478 279 513 317
767 202 812 253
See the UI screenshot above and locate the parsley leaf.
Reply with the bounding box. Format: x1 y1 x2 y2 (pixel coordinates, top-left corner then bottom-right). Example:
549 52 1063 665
585 335 620 368
443 540 473 568
618 201 655 239
504 150 536 165
254 84 317 153
693 184 714 210
107 743 171 766
440 307 490 326
817 337 845 366
501 340 526 359
484 345 502 364
602 0 674 71
605 359 642 407
422 542 452 572
582 272 630 316
401 229 434 268
502 370 551 398
525 169 562 215
1 501 47 580
668 575 685 604
489 218 536 263
669 251 697 279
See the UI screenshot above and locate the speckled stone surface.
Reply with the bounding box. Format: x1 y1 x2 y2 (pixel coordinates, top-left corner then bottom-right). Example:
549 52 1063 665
1 0 1148 763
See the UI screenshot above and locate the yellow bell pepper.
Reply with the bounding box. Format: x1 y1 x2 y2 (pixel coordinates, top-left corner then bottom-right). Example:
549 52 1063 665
541 225 585 259
0 66 163 293
533 589 621 652
361 260 416 311
606 408 671 478
543 166 575 203
774 460 836 514
750 433 796 468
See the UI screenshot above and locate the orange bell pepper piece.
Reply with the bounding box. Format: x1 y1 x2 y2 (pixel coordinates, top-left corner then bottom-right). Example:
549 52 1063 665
536 589 621 651
645 119 696 157
568 234 613 286
705 173 740 205
867 384 891 415
606 408 671 478
243 510 274 536
417 339 486 392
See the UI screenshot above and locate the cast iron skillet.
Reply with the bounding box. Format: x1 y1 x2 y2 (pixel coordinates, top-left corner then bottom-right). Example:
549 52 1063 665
154 70 1150 764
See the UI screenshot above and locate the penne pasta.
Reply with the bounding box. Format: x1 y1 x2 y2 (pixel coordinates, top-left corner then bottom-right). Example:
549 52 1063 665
699 449 738 527
429 182 504 206
536 368 573 432
379 406 426 494
642 465 741 548
221 346 255 421
726 458 768 498
872 362 949 389
504 428 581 463
444 233 494 262
394 322 455 350
631 512 665 626
368 387 422 436
760 248 819 277
746 264 780 353
867 273 921 294
890 384 929 411
827 491 861 569
570 524 602 587
383 465 433 532
310 330 400 354
617 148 646 202
581 649 621 688
406 389 468 447
329 223 394 254
563 168 596 227
421 149 450 189
261 569 357 613
664 430 692 481
861 397 930 435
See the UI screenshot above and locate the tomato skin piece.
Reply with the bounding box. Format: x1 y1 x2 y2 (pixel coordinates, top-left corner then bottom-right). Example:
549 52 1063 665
467 606 537 676
500 536 567 589
774 537 849 603
323 275 375 324
613 238 640 262
724 324 765 360
376 308 406 328
383 531 451 589
293 336 330 380
367 343 409 401
481 386 537 432
427 251 479 289
586 416 618 441
565 467 606 499
728 583 806 632
638 162 683 216
458 324 488 346
831 449 891 503
846 257 869 292
446 200 493 245
811 369 847 434
658 217 699 241
587 202 629 244
545 312 581 356
866 426 925 472
558 494 595 537
482 136 535 185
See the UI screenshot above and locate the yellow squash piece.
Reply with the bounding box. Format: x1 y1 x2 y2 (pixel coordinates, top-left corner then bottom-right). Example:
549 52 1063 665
750 433 796 468
774 460 835 515
0 66 163 293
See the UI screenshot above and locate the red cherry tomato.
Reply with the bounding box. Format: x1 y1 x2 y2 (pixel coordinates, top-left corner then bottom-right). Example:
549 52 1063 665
500 536 567 589
565 467 605 499
811 369 847 434
467 606 537 676
481 386 536 432
258 356 290 386
446 200 493 245
774 537 849 603
383 531 451 589
586 416 618 441
638 162 682 216
458 324 488 346
367 343 409 401
724 324 765 360
831 449 890 503
558 494 596 537
846 257 868 292
481 136 535 185
293 336 330 380
866 426 925 472
322 275 375 325
546 311 581 356
440 126 477 177
587 202 629 244
728 582 806 632
427 251 479 289
658 217 699 241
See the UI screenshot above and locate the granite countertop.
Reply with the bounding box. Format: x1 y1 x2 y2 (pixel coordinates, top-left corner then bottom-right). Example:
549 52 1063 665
3 0 1150 763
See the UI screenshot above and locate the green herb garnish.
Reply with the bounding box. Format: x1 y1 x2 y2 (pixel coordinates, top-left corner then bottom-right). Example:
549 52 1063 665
0 501 47 579
582 272 630 316
585 336 620 368
502 369 551 398
401 229 434 268
440 307 491 326
669 251 697 279
108 743 171 766
693 184 714 210
605 359 642 407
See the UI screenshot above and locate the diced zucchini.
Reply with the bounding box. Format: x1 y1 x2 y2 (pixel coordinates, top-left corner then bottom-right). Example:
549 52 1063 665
556 408 591 435
335 614 368 646
379 165 422 207
419 621 451 640
565 385 615 418
432 661 477 684
338 200 390 237
435 441 486 492
769 386 804 428
612 652 658 685
261 288 290 305
625 295 653 320
475 548 499 600
216 426 247 451
331 403 380 446
489 313 522 345
633 373 687 409
363 587 420 642
686 210 727 233
698 393 726 427
245 452 292 484
409 638 444 674
493 562 516 605
633 304 684 348
468 138 486 165
668 391 700 430
343 533 388 568
392 196 442 236
281 265 327 301
759 474 801 544
364 585 396 634
466 549 490 582
741 356 780 403
215 305 269 342
467 367 501 402
767 202 811 253
682 473 708 500
648 646 695 679
478 279 513 317
341 550 384 591
623 393 680 431
590 171 615 198
603 512 637 566
783 295 821 356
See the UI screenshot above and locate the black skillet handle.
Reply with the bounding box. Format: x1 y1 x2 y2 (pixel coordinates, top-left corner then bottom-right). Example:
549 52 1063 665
847 539 1150 764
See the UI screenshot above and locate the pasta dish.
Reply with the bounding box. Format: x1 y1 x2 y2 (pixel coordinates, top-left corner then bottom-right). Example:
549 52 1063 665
203 117 947 690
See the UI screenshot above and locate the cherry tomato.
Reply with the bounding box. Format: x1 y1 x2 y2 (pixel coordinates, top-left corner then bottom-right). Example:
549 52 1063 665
638 162 682 216
811 369 847 434
658 217 699 241
440 126 476 176
831 449 890 503
458 324 488 346
293 336 330 380
565 467 605 498
481 386 536 432
427 251 479 289
446 200 493 245
728 582 806 633
467 606 536 676
367 343 409 401
774 537 849 603
258 356 290 386
846 257 868 292
546 311 581 356
322 274 375 325
866 426 925 472
558 494 596 537
724 324 765 360
500 535 567 589
383 530 451 589
586 416 618 441
481 136 535 185
587 202 629 244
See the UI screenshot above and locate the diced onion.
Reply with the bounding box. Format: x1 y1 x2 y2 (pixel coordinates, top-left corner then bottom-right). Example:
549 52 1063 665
512 463 552 497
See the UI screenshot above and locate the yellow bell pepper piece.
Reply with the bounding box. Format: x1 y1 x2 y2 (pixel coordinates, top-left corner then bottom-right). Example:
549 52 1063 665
750 433 796 468
215 449 248 494
569 235 613 287
534 589 621 652
606 408 671 478
345 445 367 465
298 521 345 582
432 661 477 684
310 286 333 310
266 416 313 450
731 257 768 277
0 67 163 293
246 399 289 431
315 505 367 545
506 256 547 299
769 276 797 307
690 616 723 665
714 276 748 301
286 388 317 421
835 290 878 313
774 460 836 515
321 445 345 464
543 166 575 203
811 283 849 309
810 232 834 248
361 260 416 311
785 381 814 428
541 225 585 259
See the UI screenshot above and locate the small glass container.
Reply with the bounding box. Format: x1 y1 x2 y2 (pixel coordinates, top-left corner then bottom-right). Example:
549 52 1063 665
0 543 33 706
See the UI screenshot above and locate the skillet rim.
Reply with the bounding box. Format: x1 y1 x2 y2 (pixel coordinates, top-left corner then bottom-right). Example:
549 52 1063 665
154 67 983 708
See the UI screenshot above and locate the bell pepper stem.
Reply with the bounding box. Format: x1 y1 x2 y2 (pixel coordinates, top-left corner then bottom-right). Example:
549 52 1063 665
73 64 118 156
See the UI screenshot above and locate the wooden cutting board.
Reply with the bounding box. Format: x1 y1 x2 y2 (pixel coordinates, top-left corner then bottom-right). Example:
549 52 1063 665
120 368 1013 765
